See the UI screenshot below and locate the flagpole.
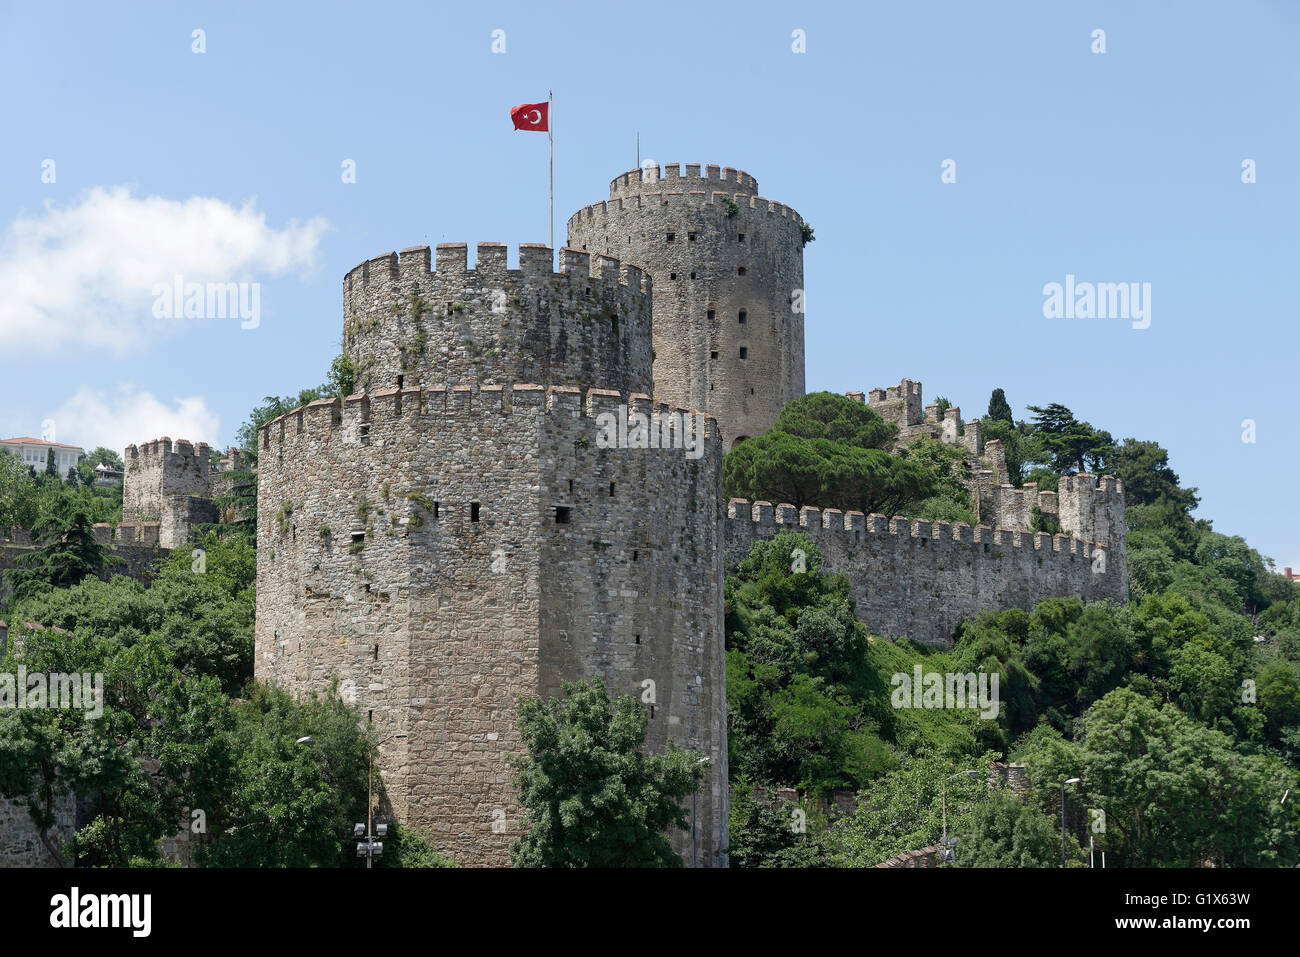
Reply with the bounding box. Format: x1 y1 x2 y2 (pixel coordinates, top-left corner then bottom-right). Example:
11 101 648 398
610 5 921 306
548 90 554 255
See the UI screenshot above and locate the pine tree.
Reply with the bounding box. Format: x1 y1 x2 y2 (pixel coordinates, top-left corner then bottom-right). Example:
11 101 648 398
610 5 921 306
987 388 1014 423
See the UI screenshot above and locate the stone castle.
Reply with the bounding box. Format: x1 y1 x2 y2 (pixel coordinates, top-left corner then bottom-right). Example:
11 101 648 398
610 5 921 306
106 162 1125 868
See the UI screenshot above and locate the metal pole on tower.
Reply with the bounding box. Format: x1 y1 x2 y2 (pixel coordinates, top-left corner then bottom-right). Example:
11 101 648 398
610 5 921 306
548 90 554 254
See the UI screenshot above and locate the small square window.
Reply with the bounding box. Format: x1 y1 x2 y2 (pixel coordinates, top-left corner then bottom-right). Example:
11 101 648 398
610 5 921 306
689 271 696 279
555 506 572 524
737 266 747 276
666 232 675 242
710 351 718 359
738 233 745 243
670 272 677 280
687 232 696 241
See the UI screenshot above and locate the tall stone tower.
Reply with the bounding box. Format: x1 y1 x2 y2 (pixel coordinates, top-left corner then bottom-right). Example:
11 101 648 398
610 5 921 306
568 164 807 448
121 438 217 548
255 243 728 866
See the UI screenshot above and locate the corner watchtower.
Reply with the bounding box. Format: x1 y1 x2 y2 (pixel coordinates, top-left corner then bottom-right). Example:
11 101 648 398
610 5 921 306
567 164 807 448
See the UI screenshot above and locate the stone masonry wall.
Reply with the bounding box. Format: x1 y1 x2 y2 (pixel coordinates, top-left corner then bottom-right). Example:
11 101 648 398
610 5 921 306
724 496 1126 646
258 245 727 866
0 794 76 867
122 438 214 548
568 164 806 449
342 244 653 397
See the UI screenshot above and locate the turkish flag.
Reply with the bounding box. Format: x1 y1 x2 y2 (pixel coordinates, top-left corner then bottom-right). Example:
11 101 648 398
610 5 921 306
510 102 549 132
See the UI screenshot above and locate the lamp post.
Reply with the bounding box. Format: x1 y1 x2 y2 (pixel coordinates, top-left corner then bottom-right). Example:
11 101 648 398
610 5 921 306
941 770 979 861
691 756 710 868
355 731 408 867
1061 777 1081 868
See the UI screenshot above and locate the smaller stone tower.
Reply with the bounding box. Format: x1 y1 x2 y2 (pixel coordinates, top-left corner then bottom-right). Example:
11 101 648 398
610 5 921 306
122 438 217 548
568 164 807 449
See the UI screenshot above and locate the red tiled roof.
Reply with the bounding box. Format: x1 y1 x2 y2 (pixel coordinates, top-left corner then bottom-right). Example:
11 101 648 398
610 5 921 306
0 437 83 449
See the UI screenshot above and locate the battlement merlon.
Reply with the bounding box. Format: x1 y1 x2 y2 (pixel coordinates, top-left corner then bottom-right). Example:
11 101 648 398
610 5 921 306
608 163 758 201
867 378 924 427
342 243 651 298
259 384 721 452
123 436 212 478
724 498 1108 556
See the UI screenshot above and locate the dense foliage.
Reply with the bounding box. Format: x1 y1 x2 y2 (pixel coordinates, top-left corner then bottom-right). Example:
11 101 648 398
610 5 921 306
724 386 1300 867
510 678 707 867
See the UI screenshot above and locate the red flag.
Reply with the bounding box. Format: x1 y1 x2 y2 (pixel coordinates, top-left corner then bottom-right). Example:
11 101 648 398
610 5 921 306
510 102 549 132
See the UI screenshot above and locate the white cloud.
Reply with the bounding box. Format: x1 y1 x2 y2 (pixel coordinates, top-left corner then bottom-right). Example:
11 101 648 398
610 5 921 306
46 385 222 456
0 187 328 353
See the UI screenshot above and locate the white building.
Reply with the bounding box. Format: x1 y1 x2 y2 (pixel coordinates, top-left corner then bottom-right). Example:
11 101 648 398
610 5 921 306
0 437 84 478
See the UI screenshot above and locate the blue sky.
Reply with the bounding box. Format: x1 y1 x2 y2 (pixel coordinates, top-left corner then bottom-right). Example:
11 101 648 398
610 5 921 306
2 0 1297 569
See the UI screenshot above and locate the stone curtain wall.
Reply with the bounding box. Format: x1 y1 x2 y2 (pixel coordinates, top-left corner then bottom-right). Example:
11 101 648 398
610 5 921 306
724 497 1126 646
568 164 806 449
0 794 75 867
342 244 654 398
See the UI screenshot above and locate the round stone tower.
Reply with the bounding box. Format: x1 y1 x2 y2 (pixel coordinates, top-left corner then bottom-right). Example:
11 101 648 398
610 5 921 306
567 163 807 448
257 243 728 866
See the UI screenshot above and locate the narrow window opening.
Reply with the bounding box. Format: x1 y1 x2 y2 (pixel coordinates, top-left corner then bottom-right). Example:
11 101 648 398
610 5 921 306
433 501 440 519
555 506 572 524
687 232 696 241
739 347 748 359
609 482 616 497
738 233 745 243
689 271 696 279
368 710 373 723
738 310 747 324
738 266 747 276
397 374 404 389
707 309 715 321
649 705 656 719
470 502 480 522
666 232 675 243
373 643 379 661
632 550 638 561
568 479 574 495
710 351 718 360
635 634 641 645
670 272 677 280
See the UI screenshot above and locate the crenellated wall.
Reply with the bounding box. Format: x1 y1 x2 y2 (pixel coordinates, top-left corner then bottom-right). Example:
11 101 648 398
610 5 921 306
567 164 806 449
342 244 653 397
724 495 1126 645
122 437 217 548
256 378 727 867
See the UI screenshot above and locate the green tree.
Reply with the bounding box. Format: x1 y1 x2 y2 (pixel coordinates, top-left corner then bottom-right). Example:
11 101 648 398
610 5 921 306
510 678 707 867
953 789 1071 867
829 751 996 865
1027 403 1115 475
769 391 896 450
726 777 834 867
3 498 107 600
987 388 1014 424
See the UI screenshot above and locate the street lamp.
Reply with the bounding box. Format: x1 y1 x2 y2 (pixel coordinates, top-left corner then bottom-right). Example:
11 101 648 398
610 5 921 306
355 731 408 868
691 756 710 869
941 770 979 861
1061 777 1081 868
